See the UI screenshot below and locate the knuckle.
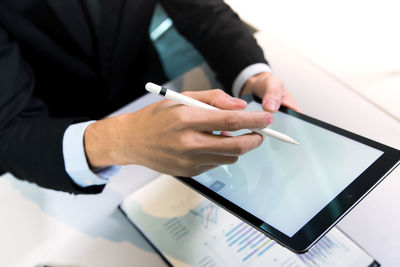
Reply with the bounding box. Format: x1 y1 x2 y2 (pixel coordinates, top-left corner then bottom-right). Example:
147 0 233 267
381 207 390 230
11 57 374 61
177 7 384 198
274 78 284 87
267 89 281 99
172 108 191 128
268 75 283 86
266 83 283 96
213 89 226 97
175 133 195 154
209 89 228 106
178 157 195 170
225 115 240 130
233 140 247 155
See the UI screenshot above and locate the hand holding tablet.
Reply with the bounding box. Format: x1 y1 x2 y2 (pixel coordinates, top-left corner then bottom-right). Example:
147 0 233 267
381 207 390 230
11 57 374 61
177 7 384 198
174 95 400 253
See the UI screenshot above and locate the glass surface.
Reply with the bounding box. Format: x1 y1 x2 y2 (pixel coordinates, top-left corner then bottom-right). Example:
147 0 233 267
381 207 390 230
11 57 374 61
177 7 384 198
193 102 383 237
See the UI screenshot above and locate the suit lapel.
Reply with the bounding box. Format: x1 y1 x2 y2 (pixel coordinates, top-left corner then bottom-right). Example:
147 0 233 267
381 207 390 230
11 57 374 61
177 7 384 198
47 0 93 57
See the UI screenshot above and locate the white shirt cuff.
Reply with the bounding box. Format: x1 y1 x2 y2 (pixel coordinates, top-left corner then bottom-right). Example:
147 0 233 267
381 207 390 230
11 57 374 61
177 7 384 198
62 121 122 187
231 63 273 97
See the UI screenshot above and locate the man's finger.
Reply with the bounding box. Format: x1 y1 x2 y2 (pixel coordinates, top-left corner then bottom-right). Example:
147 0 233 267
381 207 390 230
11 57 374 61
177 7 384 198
182 107 273 132
183 89 247 110
195 132 264 156
195 154 239 166
262 82 283 113
281 87 302 112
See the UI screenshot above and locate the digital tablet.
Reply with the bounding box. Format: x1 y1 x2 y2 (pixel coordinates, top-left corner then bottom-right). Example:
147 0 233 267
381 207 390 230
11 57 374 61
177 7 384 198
174 95 400 254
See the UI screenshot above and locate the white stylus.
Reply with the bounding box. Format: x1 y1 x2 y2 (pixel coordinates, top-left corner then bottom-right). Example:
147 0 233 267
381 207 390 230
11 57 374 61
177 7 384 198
145 82 299 145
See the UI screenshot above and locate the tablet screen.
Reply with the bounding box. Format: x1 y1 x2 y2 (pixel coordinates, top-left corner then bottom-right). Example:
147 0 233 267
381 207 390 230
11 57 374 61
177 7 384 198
193 102 384 237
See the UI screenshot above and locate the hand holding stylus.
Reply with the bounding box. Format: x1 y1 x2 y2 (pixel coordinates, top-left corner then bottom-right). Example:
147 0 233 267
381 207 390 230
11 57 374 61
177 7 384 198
84 88 272 176
146 83 299 145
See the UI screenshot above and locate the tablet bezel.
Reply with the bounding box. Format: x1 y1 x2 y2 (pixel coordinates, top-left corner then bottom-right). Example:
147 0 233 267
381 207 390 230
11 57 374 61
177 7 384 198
174 96 400 254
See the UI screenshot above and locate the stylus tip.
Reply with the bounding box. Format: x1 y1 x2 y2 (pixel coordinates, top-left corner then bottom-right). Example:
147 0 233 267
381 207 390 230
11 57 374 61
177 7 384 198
291 139 300 145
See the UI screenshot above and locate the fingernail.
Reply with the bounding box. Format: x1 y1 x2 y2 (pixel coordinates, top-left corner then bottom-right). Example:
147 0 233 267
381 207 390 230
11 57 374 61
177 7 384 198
266 114 273 125
230 97 247 105
265 99 278 111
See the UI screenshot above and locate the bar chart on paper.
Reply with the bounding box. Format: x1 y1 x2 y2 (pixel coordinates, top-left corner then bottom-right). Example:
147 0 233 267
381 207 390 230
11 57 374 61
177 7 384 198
120 174 377 267
214 221 371 267
226 222 276 260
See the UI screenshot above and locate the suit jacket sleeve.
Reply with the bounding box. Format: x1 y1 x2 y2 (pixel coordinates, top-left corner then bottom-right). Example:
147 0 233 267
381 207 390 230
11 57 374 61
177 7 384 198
160 0 268 91
0 27 104 194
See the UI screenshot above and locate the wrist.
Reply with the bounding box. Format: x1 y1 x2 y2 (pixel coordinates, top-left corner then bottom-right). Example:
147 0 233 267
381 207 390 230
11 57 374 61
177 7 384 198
84 117 124 169
240 72 272 96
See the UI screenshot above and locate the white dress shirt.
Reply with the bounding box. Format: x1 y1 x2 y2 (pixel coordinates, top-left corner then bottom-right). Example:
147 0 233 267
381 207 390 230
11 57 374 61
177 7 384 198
63 63 272 187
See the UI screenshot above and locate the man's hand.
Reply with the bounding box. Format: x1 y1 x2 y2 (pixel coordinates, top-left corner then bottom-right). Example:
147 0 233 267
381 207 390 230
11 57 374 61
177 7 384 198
83 89 273 177
240 72 300 113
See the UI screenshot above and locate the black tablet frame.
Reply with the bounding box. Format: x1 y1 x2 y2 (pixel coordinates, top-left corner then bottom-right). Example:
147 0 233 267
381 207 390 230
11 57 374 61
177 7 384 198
175 96 400 254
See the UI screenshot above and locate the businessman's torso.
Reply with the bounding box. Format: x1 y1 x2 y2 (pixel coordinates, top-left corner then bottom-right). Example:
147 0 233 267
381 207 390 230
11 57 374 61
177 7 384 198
0 0 165 118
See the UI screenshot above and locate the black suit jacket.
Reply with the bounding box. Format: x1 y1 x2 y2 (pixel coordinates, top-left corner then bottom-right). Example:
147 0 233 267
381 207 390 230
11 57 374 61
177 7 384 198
0 0 267 194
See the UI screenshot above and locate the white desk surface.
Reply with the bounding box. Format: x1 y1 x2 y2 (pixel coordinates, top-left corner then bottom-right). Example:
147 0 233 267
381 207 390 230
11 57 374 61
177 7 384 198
225 0 400 122
1 31 399 267
255 32 400 267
